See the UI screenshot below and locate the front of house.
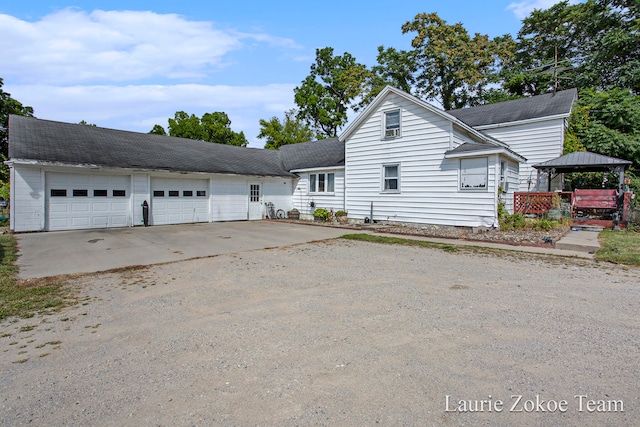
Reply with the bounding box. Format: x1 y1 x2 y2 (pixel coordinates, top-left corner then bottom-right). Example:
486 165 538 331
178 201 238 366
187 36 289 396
6 86 576 232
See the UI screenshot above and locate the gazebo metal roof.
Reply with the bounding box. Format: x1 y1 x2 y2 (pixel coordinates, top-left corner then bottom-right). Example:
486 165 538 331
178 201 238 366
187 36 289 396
533 151 632 173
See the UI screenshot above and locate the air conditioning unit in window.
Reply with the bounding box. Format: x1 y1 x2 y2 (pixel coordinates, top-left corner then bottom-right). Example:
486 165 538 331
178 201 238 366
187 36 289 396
385 128 400 138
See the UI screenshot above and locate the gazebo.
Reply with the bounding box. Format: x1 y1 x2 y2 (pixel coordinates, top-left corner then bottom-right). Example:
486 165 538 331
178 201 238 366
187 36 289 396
533 151 632 192
514 151 633 227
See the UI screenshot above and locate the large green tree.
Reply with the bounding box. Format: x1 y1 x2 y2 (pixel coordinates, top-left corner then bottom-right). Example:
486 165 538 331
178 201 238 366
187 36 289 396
502 0 640 96
257 109 314 150
151 111 248 147
294 47 369 138
1 78 34 196
400 12 515 110
566 88 640 168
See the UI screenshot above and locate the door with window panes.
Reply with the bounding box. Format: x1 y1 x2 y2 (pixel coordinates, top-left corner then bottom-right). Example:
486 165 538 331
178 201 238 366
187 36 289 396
248 183 262 220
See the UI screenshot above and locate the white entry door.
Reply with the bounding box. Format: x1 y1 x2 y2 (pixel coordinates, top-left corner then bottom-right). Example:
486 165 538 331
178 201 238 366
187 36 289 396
248 183 262 220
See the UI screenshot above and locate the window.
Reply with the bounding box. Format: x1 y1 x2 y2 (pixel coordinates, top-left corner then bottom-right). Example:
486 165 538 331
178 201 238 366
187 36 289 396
183 190 193 197
168 190 179 197
309 173 335 193
93 190 107 197
250 184 260 202
153 190 165 197
196 190 206 197
51 189 67 197
460 158 488 190
73 189 88 197
383 165 399 192
384 110 400 138
113 190 126 197
500 161 507 184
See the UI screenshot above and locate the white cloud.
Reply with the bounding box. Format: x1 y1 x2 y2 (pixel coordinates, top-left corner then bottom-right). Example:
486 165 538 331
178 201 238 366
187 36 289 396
506 0 581 20
0 8 299 84
7 83 297 148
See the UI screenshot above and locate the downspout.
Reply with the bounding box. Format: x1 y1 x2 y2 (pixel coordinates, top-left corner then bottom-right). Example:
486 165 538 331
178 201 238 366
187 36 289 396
494 154 500 228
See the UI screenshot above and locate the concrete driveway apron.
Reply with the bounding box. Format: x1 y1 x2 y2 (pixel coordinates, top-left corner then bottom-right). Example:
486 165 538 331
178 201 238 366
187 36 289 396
15 221 350 279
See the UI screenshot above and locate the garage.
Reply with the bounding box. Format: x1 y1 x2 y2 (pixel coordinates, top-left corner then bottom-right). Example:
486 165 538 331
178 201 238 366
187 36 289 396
150 177 209 225
46 172 131 231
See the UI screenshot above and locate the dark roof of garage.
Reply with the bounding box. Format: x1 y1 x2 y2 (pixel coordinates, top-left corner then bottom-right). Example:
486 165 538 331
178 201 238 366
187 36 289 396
447 88 577 127
8 115 345 177
278 137 345 171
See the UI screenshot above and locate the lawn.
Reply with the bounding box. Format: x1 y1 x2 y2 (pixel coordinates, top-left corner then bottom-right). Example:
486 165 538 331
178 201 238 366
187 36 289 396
0 234 72 320
596 229 640 266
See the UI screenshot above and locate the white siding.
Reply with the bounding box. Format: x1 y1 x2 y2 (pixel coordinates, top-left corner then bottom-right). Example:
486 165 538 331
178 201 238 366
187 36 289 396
292 169 345 217
131 173 150 226
345 93 499 228
211 176 249 221
481 118 565 191
10 165 45 232
263 177 296 214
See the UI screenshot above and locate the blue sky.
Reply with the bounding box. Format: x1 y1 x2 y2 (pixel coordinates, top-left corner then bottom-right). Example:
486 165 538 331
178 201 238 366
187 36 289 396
1 1 573 148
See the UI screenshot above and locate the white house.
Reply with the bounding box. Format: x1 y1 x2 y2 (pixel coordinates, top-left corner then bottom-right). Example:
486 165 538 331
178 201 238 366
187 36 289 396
6 86 576 232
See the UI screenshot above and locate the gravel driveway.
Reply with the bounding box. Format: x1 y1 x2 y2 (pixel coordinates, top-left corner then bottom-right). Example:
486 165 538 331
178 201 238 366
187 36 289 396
1 239 638 426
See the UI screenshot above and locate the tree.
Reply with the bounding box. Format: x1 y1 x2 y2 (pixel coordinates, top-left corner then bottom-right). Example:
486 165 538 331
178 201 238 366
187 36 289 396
257 109 314 150
151 111 248 147
1 77 34 192
78 120 96 126
566 88 640 172
400 12 515 110
502 0 640 96
294 47 369 138
361 46 417 107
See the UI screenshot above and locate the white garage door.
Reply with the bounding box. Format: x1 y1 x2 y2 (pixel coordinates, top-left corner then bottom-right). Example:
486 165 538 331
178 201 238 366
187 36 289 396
46 172 131 231
151 177 209 225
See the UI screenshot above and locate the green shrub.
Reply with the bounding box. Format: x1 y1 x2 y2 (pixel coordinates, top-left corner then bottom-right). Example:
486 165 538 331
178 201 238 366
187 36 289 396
312 208 330 222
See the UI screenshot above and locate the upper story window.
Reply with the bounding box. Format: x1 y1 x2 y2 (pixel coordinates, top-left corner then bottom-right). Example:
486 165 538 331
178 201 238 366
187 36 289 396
384 110 401 139
309 173 335 194
460 157 488 191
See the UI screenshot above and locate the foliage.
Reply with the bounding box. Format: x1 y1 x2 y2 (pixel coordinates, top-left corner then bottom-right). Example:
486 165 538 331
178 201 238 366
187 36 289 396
149 124 167 135
0 77 34 187
399 12 515 109
258 109 314 149
312 207 331 221
335 210 347 216
294 47 369 138
151 111 248 147
501 0 640 95
0 235 72 320
362 46 417 107
78 120 96 126
596 229 640 265
566 88 640 174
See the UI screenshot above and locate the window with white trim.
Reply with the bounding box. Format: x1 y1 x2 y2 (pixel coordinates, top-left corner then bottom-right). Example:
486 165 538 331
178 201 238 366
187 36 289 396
383 110 400 138
309 173 335 193
382 164 400 192
460 157 488 190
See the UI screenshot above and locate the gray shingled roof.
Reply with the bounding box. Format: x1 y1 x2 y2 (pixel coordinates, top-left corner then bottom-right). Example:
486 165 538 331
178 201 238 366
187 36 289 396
278 137 345 171
444 142 526 162
534 151 632 173
8 115 331 177
447 88 577 127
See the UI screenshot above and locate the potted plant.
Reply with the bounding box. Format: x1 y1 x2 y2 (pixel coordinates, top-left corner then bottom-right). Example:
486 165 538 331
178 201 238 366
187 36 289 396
334 210 348 224
312 207 330 222
287 208 300 220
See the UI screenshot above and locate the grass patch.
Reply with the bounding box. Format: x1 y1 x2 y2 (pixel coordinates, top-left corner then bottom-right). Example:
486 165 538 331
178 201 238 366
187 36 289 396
596 230 640 266
340 233 459 253
0 234 73 320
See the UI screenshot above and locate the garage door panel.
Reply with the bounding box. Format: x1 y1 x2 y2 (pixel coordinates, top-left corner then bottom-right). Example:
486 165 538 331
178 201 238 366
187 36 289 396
46 172 131 231
151 178 208 225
